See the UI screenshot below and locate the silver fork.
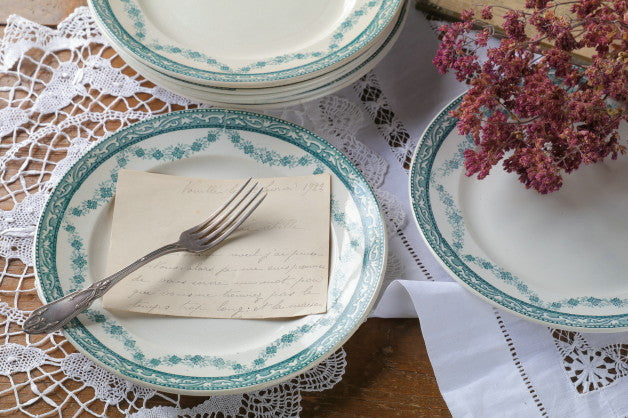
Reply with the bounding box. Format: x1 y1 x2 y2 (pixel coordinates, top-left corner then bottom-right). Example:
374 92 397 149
23 178 266 334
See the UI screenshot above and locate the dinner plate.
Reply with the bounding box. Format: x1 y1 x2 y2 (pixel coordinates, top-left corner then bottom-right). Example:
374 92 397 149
94 0 406 103
102 1 407 109
89 0 402 87
94 0 406 107
35 109 387 394
409 95 628 332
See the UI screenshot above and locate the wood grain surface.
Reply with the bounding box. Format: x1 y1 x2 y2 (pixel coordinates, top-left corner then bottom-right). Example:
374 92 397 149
0 1 451 416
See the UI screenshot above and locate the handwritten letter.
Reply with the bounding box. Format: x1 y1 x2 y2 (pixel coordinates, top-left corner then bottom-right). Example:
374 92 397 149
102 170 330 318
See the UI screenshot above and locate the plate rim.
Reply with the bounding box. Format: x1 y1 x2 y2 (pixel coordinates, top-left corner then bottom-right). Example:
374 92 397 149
88 0 402 86
34 108 388 394
408 94 628 332
102 0 407 109
95 0 407 101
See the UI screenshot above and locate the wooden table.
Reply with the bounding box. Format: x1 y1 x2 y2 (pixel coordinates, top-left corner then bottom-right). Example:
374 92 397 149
0 2 450 416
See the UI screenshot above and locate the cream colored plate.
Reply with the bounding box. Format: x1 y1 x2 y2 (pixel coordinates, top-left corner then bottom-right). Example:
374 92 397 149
410 95 628 332
35 109 387 394
89 0 402 87
95 1 407 108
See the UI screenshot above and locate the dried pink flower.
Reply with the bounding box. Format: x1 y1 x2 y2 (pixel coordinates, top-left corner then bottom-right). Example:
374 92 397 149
481 6 494 20
433 1 627 194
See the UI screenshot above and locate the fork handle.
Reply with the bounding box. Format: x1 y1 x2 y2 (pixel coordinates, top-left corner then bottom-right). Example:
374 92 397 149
23 243 182 334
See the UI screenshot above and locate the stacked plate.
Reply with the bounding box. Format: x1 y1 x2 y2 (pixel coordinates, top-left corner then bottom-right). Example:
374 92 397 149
89 0 407 108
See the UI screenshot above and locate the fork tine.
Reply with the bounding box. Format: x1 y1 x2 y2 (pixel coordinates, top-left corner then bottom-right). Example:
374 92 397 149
193 182 260 237
199 186 263 240
191 177 252 233
201 192 267 248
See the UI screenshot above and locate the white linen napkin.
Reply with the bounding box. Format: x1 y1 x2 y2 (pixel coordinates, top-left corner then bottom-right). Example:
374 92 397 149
374 281 628 417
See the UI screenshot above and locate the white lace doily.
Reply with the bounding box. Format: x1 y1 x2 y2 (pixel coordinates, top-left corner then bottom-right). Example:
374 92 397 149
5 4 624 417
0 7 415 416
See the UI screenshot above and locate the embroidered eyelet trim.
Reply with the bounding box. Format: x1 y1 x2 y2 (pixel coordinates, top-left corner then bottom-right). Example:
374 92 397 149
493 308 548 416
397 229 434 281
551 329 627 394
353 72 415 169
354 71 437 282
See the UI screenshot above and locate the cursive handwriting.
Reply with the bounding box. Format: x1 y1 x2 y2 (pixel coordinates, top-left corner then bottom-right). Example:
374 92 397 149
103 171 330 319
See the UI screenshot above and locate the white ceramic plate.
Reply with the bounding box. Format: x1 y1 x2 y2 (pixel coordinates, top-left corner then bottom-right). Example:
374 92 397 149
98 2 406 100
35 109 387 394
95 1 406 102
409 95 628 332
89 0 402 87
101 2 406 108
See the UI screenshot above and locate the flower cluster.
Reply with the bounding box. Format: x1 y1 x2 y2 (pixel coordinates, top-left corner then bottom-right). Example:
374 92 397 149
433 0 627 193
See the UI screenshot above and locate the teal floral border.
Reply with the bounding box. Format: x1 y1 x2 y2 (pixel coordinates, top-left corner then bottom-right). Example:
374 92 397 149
61 128 362 373
35 109 385 391
64 219 358 373
119 0 382 74
431 116 628 311
409 95 628 329
66 129 325 218
90 0 401 83
127 0 408 96
68 131 217 218
461 254 627 310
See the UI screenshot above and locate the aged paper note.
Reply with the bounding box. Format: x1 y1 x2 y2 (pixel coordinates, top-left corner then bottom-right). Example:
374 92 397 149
102 170 330 318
